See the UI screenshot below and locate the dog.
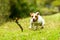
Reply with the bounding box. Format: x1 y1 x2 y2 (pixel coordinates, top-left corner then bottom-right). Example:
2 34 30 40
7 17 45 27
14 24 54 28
29 12 45 30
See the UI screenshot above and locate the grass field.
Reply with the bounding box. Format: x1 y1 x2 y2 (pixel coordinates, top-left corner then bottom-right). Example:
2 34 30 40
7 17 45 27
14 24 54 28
0 13 60 40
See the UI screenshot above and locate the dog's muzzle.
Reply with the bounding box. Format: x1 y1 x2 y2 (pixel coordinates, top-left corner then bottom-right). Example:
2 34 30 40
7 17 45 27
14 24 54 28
33 19 37 22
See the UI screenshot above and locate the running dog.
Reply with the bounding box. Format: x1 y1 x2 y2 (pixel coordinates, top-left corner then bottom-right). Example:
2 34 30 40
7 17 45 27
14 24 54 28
29 12 45 30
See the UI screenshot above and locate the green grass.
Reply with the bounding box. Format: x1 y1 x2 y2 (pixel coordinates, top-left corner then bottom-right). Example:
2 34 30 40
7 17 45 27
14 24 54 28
0 13 60 40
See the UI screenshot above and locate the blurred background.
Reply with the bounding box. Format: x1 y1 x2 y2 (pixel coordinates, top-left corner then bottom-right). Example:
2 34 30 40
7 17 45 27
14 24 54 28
0 0 60 40
0 0 60 25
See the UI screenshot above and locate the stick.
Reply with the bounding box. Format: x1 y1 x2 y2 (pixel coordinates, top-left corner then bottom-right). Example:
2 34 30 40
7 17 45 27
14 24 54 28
15 20 23 32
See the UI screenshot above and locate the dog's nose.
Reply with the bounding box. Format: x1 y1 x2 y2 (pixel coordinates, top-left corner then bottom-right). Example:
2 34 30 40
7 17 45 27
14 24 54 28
33 18 35 20
33 19 36 22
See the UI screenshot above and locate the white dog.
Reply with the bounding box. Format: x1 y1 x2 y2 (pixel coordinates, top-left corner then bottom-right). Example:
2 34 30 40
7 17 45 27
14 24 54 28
29 12 45 30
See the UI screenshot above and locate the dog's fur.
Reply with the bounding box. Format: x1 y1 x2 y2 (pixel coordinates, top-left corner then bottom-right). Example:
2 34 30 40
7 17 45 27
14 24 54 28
29 12 45 30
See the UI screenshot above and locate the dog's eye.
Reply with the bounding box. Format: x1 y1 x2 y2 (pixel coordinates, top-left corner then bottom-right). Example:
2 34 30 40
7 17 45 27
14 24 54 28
32 16 33 17
35 16 37 17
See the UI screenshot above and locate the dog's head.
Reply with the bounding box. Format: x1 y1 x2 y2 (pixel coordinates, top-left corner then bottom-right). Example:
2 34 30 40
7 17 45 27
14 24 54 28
30 12 40 22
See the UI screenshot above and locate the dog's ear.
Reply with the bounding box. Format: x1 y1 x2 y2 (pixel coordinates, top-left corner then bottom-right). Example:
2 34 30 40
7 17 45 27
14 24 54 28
36 12 40 15
30 13 32 16
30 13 34 16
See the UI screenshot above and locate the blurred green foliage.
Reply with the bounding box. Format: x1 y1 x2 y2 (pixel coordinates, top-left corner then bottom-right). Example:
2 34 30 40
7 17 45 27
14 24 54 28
0 0 10 25
0 0 60 24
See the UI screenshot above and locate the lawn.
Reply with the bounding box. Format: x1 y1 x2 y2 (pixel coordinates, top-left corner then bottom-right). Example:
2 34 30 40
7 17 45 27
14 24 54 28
0 13 60 40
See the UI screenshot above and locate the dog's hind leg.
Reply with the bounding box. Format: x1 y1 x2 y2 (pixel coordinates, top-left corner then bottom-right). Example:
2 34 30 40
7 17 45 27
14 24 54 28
41 22 44 29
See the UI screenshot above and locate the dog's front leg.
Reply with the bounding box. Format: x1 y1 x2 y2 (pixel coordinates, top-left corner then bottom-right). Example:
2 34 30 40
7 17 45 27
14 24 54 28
33 26 37 30
29 22 33 29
